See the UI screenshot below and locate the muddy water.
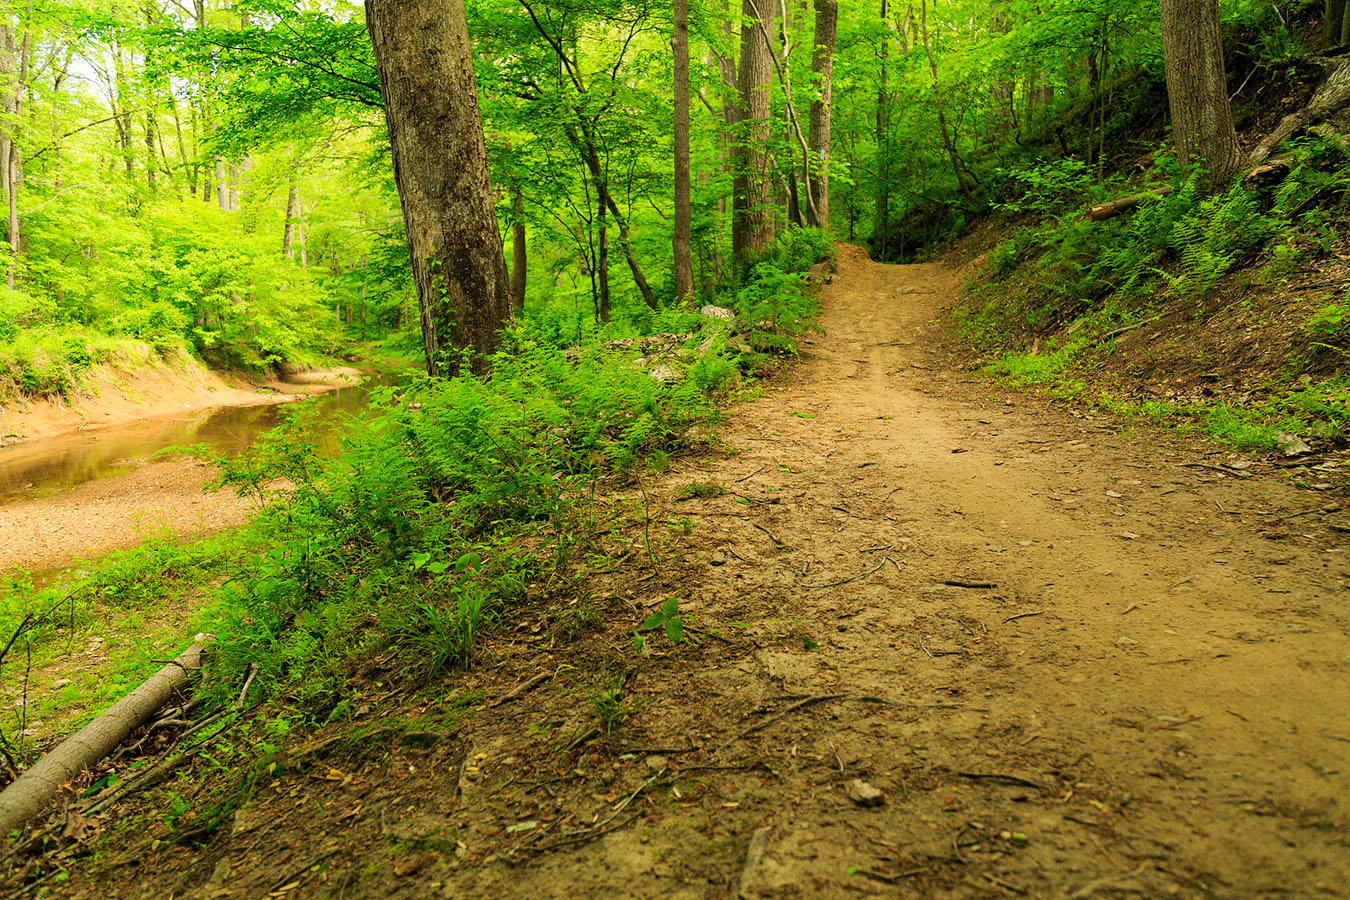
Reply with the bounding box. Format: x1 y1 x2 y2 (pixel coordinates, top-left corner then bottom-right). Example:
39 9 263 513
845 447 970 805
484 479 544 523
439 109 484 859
0 371 405 506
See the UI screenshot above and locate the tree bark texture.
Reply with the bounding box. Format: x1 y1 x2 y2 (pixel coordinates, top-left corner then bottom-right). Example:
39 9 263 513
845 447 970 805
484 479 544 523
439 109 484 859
1160 0 1244 188
806 0 836 229
366 0 509 377
874 0 890 258
673 0 694 301
732 0 777 263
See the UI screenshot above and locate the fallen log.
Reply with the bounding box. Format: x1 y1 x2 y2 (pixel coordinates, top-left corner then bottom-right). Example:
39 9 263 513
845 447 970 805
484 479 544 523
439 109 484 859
0 637 210 841
1085 188 1171 221
1249 56 1350 164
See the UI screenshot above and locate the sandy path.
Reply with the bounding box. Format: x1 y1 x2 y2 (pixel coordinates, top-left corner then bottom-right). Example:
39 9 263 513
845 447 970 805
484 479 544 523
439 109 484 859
48 250 1348 899
0 459 261 573
461 249 1349 898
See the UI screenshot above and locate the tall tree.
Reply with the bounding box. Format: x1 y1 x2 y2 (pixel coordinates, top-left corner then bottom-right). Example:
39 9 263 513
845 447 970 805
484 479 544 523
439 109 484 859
806 0 836 229
1159 0 1243 188
732 0 777 263
366 0 510 376
673 0 693 301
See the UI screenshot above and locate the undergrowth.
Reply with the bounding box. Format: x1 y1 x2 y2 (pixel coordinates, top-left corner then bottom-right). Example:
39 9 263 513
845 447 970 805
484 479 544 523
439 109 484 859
961 135 1350 450
0 227 832 767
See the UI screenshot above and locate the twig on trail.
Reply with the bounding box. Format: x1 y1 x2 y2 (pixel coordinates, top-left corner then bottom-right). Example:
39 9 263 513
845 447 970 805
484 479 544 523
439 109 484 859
736 466 765 483
236 664 258 710
84 719 233 817
983 872 1029 895
855 867 931 884
738 694 978 740
919 635 934 658
1097 316 1162 344
740 694 847 736
490 671 551 707
945 578 996 589
536 767 666 851
859 544 894 553
884 486 904 501
748 521 788 548
1002 611 1043 624
808 559 886 589
884 556 902 575
1179 462 1252 478
1063 864 1148 900
955 771 1044 790
565 727 600 751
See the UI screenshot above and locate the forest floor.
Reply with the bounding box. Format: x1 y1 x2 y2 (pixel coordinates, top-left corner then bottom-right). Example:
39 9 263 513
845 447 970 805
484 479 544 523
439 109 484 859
44 248 1349 899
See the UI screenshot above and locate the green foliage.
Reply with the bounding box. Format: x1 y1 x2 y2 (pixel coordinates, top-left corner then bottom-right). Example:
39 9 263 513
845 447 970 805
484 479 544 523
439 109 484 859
634 596 684 655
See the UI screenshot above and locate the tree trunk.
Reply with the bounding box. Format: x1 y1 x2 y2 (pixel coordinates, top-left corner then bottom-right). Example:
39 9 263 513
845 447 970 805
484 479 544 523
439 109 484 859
732 0 777 264
510 186 527 314
283 182 299 257
921 0 974 201
806 0 836 229
1328 0 1347 48
875 0 890 258
366 0 510 377
6 20 27 290
1160 0 1244 188
597 191 610 323
215 157 228 211
673 0 694 302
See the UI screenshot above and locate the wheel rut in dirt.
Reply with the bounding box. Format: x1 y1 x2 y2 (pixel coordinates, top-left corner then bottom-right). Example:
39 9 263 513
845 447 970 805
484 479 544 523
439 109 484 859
63 248 1348 900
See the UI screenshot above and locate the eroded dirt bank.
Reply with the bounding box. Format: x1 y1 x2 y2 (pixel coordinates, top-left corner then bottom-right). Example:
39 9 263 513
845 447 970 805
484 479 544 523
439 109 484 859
0 358 361 448
53 249 1349 899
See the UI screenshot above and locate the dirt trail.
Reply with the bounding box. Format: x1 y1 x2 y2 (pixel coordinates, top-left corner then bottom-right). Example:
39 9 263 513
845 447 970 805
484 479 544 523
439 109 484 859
54 251 1348 899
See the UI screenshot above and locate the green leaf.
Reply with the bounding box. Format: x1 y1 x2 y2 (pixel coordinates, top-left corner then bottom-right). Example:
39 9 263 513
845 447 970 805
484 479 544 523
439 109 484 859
642 612 666 630
455 552 482 573
661 596 679 618
665 617 683 644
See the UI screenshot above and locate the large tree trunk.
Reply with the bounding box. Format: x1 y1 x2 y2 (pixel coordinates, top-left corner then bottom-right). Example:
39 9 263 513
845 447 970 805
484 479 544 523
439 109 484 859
510 186 527 314
806 0 836 229
732 0 777 264
1160 0 1244 188
366 0 510 377
673 0 694 302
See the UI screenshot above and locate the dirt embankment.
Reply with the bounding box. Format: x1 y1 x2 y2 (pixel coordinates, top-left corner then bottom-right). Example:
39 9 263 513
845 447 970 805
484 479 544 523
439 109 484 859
35 248 1350 899
0 356 362 448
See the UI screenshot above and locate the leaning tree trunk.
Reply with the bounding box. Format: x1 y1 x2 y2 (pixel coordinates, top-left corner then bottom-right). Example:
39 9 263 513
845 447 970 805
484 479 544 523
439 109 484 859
1160 0 1244 189
806 0 837 229
732 0 777 264
366 0 510 377
673 0 694 302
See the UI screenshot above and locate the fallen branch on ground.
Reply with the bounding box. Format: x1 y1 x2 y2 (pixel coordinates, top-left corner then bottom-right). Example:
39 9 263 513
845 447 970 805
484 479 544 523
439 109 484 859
0 637 211 839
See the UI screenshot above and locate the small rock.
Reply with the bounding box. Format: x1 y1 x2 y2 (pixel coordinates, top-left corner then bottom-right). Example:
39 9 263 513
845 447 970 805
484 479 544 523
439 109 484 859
847 778 885 807
646 755 669 773
700 304 735 320
1115 636 1139 647
1276 432 1312 457
1117 531 1140 540
51 679 72 689
709 550 728 567
1105 490 1123 498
